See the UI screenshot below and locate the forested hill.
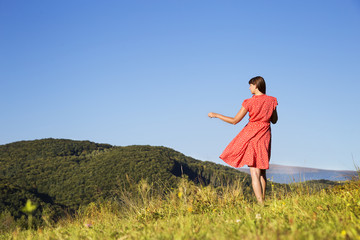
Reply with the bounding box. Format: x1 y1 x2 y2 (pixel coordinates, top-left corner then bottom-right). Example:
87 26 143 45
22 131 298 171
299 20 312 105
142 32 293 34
0 138 251 225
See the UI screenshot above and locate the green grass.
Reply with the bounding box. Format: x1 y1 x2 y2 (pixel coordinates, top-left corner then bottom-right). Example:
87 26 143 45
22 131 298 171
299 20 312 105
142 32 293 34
1 178 360 240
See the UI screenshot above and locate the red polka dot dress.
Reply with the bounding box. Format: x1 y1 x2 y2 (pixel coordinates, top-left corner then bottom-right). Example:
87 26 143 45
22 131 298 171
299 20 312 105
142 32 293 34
219 94 278 169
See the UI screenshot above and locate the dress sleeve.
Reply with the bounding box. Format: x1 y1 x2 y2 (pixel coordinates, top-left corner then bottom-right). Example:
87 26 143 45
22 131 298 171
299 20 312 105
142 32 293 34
273 97 278 110
242 99 249 110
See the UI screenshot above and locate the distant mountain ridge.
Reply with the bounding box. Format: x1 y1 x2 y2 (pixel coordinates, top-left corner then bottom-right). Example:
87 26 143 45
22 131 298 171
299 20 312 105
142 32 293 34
238 164 358 183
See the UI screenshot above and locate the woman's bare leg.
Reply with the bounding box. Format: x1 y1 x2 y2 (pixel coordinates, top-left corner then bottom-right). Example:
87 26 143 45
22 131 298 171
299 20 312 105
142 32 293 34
249 167 263 203
260 169 267 201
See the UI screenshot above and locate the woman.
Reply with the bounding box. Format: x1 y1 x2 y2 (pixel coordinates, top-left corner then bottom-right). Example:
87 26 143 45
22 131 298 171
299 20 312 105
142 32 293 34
208 76 278 203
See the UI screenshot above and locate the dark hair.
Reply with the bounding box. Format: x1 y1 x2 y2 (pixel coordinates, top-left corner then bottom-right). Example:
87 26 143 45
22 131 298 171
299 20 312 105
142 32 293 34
249 76 266 94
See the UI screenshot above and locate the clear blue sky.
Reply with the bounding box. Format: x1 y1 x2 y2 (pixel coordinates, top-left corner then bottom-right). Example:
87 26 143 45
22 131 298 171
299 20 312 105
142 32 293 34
1 1 360 171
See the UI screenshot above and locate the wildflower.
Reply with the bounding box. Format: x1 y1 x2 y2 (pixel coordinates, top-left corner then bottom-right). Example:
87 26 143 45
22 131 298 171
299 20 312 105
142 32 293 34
236 219 241 223
316 206 324 210
178 192 183 198
255 213 261 219
84 223 93 228
21 200 37 214
187 207 193 213
341 230 346 236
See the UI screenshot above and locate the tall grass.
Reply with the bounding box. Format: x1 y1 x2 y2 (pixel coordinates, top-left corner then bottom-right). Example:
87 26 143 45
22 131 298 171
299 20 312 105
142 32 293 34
1 177 360 240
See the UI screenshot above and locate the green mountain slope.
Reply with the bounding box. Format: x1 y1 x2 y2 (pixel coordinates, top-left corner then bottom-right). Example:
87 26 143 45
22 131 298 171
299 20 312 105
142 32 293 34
0 138 251 225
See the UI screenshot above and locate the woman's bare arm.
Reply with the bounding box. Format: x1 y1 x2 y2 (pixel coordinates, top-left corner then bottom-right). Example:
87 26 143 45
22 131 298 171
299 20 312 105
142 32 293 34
270 107 278 124
208 107 248 125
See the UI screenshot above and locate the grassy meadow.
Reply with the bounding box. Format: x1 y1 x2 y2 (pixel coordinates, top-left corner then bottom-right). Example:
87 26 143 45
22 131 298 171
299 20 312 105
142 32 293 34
1 177 359 240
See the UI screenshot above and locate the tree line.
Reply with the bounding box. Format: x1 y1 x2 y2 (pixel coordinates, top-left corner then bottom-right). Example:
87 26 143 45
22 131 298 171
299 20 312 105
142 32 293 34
0 138 251 228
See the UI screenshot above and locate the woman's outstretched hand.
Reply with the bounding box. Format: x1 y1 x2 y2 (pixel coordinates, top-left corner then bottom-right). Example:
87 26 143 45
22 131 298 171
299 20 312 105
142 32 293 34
208 112 217 118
